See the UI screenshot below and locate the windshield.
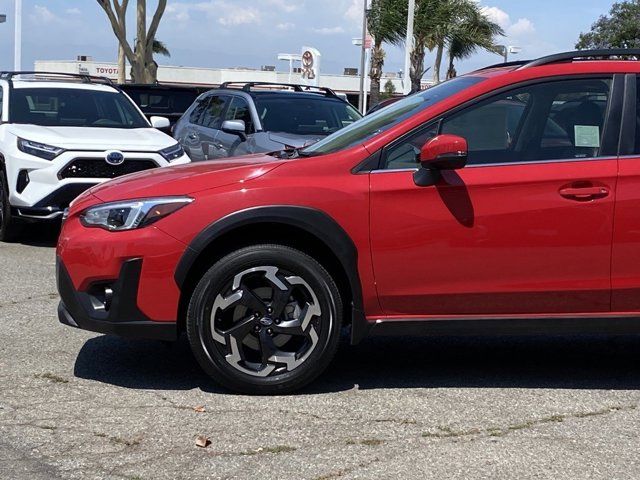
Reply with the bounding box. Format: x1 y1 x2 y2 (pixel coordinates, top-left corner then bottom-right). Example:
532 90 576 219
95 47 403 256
254 96 362 136
10 88 149 128
301 76 485 155
124 88 202 115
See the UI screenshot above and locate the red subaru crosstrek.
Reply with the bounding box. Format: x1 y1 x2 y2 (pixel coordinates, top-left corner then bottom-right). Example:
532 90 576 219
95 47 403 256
57 50 640 393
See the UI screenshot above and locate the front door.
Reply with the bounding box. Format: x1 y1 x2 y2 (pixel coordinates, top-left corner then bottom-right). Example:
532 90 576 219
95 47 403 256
213 96 255 158
197 94 229 160
370 76 620 316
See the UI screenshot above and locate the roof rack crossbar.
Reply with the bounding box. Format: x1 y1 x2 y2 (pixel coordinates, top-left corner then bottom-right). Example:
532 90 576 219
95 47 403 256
0 71 115 86
519 49 640 69
218 81 338 98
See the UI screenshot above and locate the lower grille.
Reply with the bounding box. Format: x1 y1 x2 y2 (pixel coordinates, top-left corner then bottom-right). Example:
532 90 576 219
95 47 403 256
58 158 158 179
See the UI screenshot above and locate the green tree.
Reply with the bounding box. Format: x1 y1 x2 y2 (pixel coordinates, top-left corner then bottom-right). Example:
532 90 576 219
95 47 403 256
152 39 170 58
381 79 397 99
392 0 474 90
445 7 504 80
397 0 502 89
367 0 405 107
576 1 640 49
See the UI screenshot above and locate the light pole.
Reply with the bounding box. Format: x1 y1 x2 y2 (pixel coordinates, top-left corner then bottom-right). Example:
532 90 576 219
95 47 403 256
353 37 371 113
497 45 522 63
403 0 415 95
357 0 369 113
14 0 21 71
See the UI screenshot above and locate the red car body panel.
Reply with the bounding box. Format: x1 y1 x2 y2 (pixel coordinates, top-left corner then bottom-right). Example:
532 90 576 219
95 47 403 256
57 208 186 321
370 159 617 315
56 59 640 335
612 158 640 311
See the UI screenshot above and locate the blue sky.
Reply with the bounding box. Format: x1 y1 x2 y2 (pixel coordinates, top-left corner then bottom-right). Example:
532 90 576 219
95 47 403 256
0 0 613 76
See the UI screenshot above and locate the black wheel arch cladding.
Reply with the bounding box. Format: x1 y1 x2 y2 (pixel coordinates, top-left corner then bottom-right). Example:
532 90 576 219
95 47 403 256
174 205 369 344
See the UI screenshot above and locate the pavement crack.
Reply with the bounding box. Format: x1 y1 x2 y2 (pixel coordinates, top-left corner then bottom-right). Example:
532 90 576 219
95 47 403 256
313 457 381 480
0 293 58 309
422 404 638 440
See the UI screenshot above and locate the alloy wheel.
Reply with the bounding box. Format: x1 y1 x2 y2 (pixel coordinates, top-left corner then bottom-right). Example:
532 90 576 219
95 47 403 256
203 266 328 378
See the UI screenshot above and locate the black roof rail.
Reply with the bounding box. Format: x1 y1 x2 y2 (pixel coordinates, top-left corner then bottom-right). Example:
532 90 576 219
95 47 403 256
519 49 640 69
0 71 115 86
218 81 339 98
475 60 531 72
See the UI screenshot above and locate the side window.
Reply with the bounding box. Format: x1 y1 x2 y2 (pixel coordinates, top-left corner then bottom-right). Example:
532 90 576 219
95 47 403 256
200 95 228 129
441 78 612 165
225 97 254 133
382 124 439 170
189 98 208 124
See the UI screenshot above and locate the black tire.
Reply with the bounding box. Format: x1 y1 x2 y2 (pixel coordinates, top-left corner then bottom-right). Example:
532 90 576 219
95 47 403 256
0 169 19 242
187 244 343 394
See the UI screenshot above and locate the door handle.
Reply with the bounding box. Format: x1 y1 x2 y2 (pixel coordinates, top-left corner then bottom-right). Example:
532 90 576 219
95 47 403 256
187 133 198 140
559 185 609 201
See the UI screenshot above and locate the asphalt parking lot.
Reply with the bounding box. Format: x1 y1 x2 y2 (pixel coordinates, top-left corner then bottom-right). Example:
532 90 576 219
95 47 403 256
2 227 640 479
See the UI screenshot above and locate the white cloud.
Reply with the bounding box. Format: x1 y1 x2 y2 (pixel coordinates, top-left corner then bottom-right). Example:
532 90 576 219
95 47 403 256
266 0 300 13
165 4 191 23
481 6 510 30
165 1 262 27
216 3 261 26
31 5 58 24
276 22 295 31
312 26 345 35
481 6 535 39
345 0 365 30
65 8 81 16
508 18 535 37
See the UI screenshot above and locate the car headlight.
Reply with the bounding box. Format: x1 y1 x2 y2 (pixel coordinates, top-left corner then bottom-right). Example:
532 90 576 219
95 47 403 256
80 197 193 231
159 143 185 162
17 138 65 161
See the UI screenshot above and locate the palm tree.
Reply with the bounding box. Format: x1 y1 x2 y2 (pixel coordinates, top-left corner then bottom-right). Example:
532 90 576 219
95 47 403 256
391 0 503 91
406 0 465 91
367 0 405 106
152 39 170 58
445 6 504 80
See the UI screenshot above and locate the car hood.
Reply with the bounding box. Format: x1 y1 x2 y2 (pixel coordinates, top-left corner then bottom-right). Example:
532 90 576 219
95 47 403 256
86 153 285 202
267 132 324 148
7 125 176 151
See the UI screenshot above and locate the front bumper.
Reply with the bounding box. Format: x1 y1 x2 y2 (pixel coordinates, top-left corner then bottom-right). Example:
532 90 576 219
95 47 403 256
12 183 95 220
56 257 177 341
7 148 190 216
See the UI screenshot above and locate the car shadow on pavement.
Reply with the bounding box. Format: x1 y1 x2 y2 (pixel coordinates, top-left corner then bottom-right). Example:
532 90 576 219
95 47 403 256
73 335 222 393
74 333 640 394
13 222 60 248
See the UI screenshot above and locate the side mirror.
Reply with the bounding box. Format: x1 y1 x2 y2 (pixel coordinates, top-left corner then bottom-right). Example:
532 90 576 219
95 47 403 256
150 116 171 130
414 134 468 187
221 119 247 141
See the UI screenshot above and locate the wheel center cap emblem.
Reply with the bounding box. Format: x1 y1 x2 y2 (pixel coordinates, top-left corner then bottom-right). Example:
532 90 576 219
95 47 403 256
105 150 125 166
259 317 274 327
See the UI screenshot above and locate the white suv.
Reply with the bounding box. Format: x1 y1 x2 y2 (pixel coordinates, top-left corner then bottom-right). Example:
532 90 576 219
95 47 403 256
0 72 191 241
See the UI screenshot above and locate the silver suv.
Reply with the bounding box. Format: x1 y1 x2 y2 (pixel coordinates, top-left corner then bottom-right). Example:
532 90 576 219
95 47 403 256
173 82 362 161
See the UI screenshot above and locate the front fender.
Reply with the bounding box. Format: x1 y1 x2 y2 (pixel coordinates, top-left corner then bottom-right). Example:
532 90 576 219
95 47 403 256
174 205 369 344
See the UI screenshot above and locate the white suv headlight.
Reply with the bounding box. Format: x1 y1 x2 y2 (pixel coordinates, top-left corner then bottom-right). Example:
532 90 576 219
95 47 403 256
80 197 193 231
17 138 65 160
159 143 185 162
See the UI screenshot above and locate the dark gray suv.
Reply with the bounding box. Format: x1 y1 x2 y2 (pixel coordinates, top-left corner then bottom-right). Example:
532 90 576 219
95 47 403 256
173 82 362 161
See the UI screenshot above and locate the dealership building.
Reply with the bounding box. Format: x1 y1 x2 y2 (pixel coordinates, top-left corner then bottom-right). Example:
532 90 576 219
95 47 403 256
34 56 433 106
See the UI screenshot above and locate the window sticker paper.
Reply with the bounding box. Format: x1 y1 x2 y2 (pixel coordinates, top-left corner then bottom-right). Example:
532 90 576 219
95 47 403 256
574 125 600 148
